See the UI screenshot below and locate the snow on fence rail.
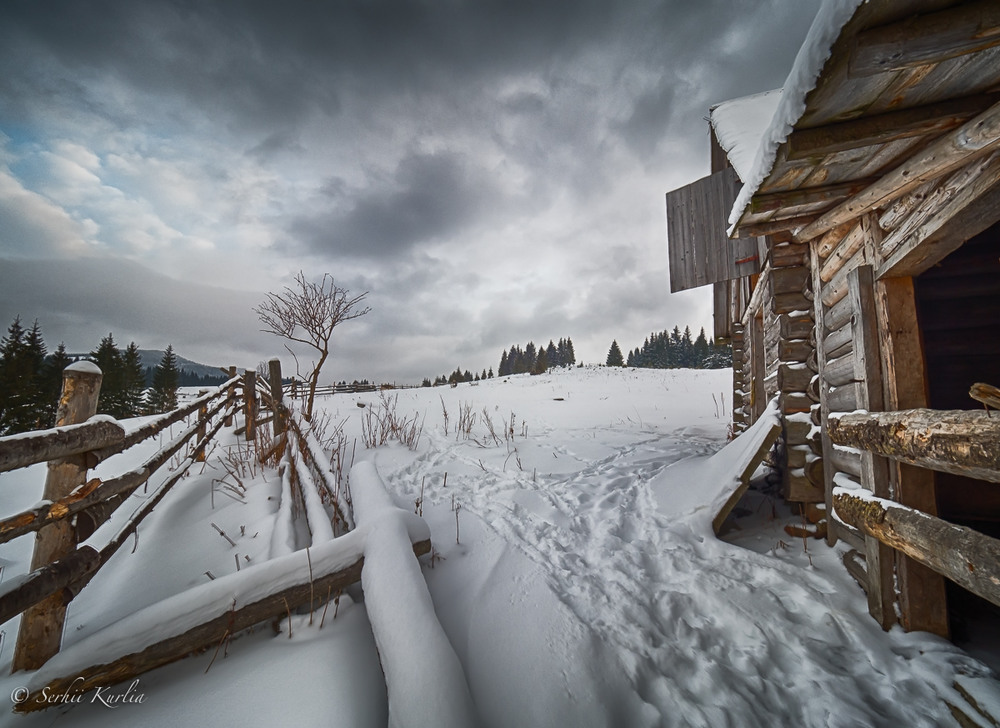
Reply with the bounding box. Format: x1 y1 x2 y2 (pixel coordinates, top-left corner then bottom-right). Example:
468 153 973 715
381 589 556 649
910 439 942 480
352 461 478 728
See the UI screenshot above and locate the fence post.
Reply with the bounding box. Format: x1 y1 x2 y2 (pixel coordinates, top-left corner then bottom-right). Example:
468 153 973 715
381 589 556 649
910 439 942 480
195 390 209 463
244 371 257 441
269 358 285 436
224 366 237 427
12 362 102 672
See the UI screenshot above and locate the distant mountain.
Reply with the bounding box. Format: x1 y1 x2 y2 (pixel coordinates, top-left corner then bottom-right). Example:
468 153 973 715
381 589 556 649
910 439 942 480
135 350 227 380
66 349 230 387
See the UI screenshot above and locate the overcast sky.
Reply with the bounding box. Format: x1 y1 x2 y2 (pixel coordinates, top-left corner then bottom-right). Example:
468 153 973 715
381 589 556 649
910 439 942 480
0 0 821 384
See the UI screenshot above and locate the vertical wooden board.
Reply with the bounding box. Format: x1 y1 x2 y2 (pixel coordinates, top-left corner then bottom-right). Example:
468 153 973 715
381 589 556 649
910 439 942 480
713 281 731 341
847 264 895 629
874 275 949 638
666 168 762 292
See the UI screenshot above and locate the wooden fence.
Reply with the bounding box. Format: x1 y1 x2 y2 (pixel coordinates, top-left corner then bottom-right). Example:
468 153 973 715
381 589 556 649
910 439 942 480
0 362 241 671
0 358 433 714
828 406 1000 616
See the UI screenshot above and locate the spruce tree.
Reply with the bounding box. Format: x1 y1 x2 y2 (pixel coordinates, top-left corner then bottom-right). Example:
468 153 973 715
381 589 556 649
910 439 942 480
91 333 126 417
122 342 147 416
40 342 73 427
0 317 33 434
565 337 576 365
148 345 180 414
533 347 548 375
606 340 625 367
693 328 710 368
546 340 558 368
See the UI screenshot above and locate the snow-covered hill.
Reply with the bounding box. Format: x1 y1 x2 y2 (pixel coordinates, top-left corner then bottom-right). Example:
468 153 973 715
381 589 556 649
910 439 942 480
1 367 996 727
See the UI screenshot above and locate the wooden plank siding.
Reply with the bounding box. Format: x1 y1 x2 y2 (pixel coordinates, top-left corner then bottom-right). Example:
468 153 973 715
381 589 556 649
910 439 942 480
666 167 761 293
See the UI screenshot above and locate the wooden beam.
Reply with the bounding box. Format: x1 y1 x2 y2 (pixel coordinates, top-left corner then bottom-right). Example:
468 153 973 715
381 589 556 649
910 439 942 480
749 179 878 214
0 547 100 627
16 540 431 713
849 1 1000 76
878 149 1000 278
834 490 1000 611
736 214 819 239
828 409 1000 483
793 97 1000 242
0 420 125 474
788 95 1000 159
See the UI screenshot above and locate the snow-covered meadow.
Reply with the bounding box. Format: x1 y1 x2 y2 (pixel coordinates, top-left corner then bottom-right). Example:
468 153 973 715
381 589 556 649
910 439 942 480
0 366 997 727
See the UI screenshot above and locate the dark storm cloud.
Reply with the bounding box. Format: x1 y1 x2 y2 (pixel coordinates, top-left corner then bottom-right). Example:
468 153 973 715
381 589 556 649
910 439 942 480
291 150 502 259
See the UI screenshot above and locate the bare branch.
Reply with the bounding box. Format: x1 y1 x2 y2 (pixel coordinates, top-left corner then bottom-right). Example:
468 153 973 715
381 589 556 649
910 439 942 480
253 272 371 419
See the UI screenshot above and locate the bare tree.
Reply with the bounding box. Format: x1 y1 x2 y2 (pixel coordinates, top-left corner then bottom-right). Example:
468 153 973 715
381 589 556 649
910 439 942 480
254 272 371 420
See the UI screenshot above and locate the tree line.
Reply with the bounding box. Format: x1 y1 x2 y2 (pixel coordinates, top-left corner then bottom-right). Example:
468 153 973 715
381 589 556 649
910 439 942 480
499 337 577 376
606 326 731 369
0 317 191 436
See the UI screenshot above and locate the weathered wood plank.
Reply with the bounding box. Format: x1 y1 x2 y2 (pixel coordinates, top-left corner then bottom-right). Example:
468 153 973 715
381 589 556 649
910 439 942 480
778 312 814 341
823 352 857 388
820 221 867 283
970 382 1000 411
0 547 100 627
794 97 1000 242
667 168 761 293
825 324 854 360
829 409 1000 484
848 264 895 629
778 338 812 364
826 382 861 413
878 149 1000 278
824 292 854 334
834 490 1000 612
16 539 431 713
849 1 1000 76
749 179 876 214
0 420 125 474
777 363 813 393
788 94 1000 158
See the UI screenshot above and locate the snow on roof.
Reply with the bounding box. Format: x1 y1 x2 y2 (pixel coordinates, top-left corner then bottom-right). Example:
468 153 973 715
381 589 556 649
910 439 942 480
710 89 783 183
728 0 866 231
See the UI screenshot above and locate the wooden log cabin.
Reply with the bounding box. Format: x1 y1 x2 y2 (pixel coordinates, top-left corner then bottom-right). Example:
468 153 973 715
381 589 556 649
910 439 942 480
666 0 1000 642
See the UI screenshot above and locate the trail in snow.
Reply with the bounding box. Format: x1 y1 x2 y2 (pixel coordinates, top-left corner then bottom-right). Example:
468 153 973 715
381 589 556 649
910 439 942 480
373 370 990 728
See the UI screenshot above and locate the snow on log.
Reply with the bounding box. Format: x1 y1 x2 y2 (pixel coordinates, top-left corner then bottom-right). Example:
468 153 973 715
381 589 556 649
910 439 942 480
649 399 782 534
288 435 335 544
17 519 432 712
0 419 125 473
833 488 1000 610
351 460 478 728
828 408 1000 483
0 547 101 626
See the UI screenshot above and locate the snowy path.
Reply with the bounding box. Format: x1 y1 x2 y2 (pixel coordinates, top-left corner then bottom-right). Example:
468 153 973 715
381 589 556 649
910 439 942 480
372 371 992 727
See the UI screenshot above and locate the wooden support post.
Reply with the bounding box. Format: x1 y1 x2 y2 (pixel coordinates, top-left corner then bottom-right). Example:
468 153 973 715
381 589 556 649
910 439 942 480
243 371 257 441
269 358 285 437
195 393 208 463
874 275 949 637
224 366 237 427
12 362 102 672
848 265 896 629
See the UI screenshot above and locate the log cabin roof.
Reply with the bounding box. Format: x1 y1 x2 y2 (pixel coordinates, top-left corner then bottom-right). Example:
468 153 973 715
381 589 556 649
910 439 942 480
729 0 1000 244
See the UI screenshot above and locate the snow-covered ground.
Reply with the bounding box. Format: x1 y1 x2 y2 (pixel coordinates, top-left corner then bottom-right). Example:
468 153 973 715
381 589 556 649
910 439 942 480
0 366 997 727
